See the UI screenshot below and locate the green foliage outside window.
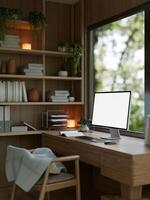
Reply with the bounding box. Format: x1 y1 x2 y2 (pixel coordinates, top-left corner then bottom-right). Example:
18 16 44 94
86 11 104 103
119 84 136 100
93 12 144 132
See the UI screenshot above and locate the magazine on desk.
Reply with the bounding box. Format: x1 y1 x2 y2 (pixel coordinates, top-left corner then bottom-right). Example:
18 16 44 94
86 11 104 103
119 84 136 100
60 130 84 137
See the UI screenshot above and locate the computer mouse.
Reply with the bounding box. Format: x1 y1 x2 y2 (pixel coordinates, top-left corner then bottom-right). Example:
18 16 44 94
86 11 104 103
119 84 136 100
104 141 116 145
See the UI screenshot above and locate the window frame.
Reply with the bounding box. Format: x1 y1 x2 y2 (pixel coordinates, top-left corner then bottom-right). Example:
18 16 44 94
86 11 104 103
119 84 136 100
87 2 150 138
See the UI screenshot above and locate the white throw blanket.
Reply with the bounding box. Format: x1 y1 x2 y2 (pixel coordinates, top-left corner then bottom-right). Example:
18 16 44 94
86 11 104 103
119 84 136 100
5 145 66 192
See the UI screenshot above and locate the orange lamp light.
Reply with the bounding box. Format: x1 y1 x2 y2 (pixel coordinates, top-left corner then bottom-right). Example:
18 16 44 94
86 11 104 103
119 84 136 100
22 43 32 50
67 119 76 128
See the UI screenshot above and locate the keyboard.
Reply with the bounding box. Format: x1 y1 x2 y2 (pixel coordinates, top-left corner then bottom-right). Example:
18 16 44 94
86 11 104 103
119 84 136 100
75 135 98 142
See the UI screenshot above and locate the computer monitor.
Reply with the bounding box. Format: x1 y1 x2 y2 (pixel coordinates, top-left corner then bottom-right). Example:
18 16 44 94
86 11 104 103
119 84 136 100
92 91 131 139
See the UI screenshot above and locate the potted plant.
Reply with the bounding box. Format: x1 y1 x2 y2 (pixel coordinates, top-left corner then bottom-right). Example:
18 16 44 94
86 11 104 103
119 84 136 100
0 7 22 39
78 118 91 132
57 42 74 53
28 11 46 31
7 8 22 21
58 57 68 77
73 43 82 76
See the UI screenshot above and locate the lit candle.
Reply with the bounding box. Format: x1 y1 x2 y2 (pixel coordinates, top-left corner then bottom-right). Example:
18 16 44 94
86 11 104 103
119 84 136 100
67 119 76 128
22 43 32 50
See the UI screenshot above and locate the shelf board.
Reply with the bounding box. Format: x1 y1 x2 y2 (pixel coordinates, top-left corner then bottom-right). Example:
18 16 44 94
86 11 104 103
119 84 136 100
46 0 79 4
0 47 73 57
6 20 31 30
0 74 82 80
0 131 42 137
0 102 83 106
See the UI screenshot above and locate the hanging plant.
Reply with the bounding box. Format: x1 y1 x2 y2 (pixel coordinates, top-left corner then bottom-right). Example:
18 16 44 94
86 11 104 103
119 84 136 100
0 7 8 39
28 11 46 31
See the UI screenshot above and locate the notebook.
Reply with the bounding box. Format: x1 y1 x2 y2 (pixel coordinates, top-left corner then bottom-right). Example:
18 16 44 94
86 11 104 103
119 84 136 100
60 130 84 137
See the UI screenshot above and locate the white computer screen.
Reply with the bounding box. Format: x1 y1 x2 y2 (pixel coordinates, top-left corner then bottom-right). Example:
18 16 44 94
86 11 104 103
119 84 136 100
92 91 131 130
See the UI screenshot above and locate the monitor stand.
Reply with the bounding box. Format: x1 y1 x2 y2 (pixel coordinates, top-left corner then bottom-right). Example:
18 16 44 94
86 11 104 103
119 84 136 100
100 128 120 140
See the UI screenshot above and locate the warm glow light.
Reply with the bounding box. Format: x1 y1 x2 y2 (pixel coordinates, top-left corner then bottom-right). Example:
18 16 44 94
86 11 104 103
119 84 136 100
22 43 32 50
67 119 76 128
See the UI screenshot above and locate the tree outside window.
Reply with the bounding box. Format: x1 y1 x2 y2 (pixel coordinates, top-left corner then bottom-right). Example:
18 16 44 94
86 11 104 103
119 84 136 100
92 12 144 132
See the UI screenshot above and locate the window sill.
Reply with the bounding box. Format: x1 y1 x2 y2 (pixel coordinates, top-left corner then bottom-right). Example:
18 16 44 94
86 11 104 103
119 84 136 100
91 126 144 139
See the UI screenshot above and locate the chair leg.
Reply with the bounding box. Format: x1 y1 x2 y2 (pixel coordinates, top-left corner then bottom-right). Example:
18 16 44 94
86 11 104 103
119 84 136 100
10 183 16 200
46 192 50 200
38 190 46 200
75 159 81 200
76 184 81 200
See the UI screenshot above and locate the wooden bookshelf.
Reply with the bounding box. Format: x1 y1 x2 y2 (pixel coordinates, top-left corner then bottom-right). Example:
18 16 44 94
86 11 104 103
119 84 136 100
0 0 84 130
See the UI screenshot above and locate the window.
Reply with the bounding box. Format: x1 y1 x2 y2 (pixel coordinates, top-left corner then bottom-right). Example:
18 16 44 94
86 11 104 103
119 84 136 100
88 8 146 133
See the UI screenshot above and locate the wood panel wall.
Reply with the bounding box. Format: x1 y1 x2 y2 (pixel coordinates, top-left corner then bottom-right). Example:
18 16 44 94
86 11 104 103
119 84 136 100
85 0 150 27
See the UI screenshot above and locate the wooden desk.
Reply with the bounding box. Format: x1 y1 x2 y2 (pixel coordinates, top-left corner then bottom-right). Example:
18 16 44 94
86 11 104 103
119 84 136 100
42 131 150 200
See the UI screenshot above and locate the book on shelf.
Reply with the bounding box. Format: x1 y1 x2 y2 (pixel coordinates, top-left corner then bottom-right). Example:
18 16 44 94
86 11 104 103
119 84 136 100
22 82 28 102
55 90 70 96
0 81 28 102
0 34 20 48
4 35 20 40
51 96 69 101
24 63 44 76
24 72 43 76
0 106 10 132
28 63 43 68
24 68 44 73
11 125 28 132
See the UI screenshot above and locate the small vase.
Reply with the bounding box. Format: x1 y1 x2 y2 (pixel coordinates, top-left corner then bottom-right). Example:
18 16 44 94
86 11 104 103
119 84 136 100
79 124 89 132
58 70 68 77
7 59 16 74
73 64 78 76
1 61 7 74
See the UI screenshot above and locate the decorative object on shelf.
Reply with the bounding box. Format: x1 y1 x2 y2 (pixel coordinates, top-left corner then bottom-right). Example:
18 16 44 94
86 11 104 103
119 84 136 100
78 118 90 132
28 11 46 31
68 96 75 102
1 60 7 74
67 119 76 128
58 57 68 77
22 43 32 50
58 70 68 77
0 7 22 39
27 88 40 102
73 43 82 76
7 59 16 74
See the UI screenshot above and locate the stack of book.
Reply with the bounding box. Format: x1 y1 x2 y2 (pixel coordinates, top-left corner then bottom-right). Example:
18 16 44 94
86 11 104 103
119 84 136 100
0 35 20 48
51 90 70 102
24 63 44 76
42 110 69 130
0 81 27 102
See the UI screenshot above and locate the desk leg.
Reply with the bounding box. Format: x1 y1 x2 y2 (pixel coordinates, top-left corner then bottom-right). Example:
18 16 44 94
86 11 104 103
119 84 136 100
121 184 142 200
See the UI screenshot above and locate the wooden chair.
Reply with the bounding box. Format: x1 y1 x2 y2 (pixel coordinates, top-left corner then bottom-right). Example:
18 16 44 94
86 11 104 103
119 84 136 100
10 155 80 200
